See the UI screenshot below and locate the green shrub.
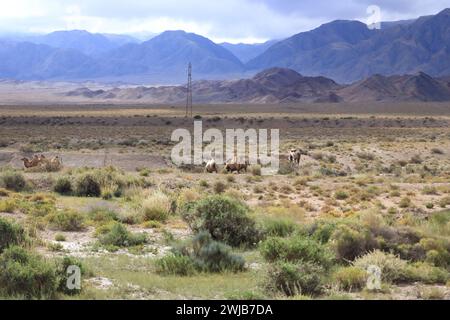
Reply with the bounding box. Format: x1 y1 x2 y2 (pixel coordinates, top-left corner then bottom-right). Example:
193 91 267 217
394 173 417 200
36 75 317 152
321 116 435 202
141 190 172 222
331 224 377 262
86 204 119 223
75 174 101 197
160 232 245 275
99 222 147 247
308 220 339 244
191 232 245 273
56 256 86 295
265 261 323 297
46 210 85 231
0 199 17 213
403 262 449 284
53 177 73 195
420 237 450 268
263 219 296 237
399 197 412 208
335 190 349 200
260 236 334 269
0 217 26 253
155 254 196 276
0 171 26 192
182 195 261 247
0 246 57 299
332 266 367 291
353 250 407 283
55 234 66 242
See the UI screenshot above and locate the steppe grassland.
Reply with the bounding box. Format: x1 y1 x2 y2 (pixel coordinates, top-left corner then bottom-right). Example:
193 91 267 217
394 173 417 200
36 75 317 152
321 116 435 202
0 103 449 300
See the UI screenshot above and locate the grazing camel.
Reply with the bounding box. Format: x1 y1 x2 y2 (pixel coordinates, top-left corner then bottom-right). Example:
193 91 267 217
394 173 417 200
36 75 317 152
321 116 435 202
225 157 249 174
21 157 39 168
205 159 218 173
289 149 308 166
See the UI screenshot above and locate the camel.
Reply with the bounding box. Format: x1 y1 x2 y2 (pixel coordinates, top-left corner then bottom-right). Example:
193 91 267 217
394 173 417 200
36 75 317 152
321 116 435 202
205 159 218 173
21 154 62 170
289 149 308 166
49 156 62 166
21 157 39 168
225 157 249 174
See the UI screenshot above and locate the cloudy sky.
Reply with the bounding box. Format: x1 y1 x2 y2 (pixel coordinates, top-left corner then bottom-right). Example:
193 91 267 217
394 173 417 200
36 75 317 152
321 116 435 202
0 0 449 43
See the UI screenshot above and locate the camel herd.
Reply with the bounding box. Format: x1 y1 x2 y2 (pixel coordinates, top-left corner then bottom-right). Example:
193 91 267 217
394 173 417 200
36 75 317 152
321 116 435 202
19 149 307 173
21 154 62 169
204 149 308 174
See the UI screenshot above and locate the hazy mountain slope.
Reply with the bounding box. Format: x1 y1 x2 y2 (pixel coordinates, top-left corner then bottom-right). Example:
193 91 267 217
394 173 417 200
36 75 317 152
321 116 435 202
247 9 450 83
0 40 96 79
246 20 375 81
220 40 278 63
99 30 244 77
27 30 133 56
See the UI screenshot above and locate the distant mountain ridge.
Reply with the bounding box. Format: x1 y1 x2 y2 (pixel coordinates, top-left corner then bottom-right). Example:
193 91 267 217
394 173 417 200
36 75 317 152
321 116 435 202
1 9 450 83
65 67 450 103
247 8 450 83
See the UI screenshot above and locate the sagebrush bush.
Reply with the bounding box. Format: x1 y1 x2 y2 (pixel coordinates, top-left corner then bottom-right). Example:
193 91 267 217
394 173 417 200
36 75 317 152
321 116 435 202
260 236 334 269
0 246 57 299
155 254 196 276
86 203 119 223
46 210 85 231
75 174 101 197
141 190 172 222
53 177 73 195
265 261 324 297
332 266 367 291
191 232 245 273
334 190 349 200
0 217 26 253
353 250 407 283
99 222 147 247
182 195 261 247
403 262 449 284
331 224 377 261
157 232 245 275
263 219 296 237
0 171 27 192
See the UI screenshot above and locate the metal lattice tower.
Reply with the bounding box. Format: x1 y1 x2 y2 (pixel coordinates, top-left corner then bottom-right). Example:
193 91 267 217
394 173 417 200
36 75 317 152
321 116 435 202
185 62 193 118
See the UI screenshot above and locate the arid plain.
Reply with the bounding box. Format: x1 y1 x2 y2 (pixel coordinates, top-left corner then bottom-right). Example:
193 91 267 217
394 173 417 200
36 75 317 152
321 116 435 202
0 102 449 300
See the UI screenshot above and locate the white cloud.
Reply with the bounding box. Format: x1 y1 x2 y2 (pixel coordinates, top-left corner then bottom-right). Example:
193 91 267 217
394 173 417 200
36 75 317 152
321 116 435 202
0 0 448 42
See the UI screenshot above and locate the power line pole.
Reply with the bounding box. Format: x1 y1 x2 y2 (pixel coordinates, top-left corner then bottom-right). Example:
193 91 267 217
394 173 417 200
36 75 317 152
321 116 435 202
185 62 193 118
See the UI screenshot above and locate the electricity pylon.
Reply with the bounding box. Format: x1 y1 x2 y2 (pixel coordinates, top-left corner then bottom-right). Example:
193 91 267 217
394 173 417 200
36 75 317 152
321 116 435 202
185 62 193 118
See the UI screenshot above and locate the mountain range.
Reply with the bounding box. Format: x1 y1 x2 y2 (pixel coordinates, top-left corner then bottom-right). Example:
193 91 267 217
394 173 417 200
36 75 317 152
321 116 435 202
64 67 450 103
247 9 450 83
1 8 450 83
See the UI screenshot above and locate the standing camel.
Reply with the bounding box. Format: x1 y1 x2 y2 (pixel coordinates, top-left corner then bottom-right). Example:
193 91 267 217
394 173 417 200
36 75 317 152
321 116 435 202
289 149 308 167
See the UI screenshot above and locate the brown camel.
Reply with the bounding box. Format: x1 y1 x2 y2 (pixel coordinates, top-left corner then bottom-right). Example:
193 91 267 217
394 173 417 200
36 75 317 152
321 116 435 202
21 157 40 168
